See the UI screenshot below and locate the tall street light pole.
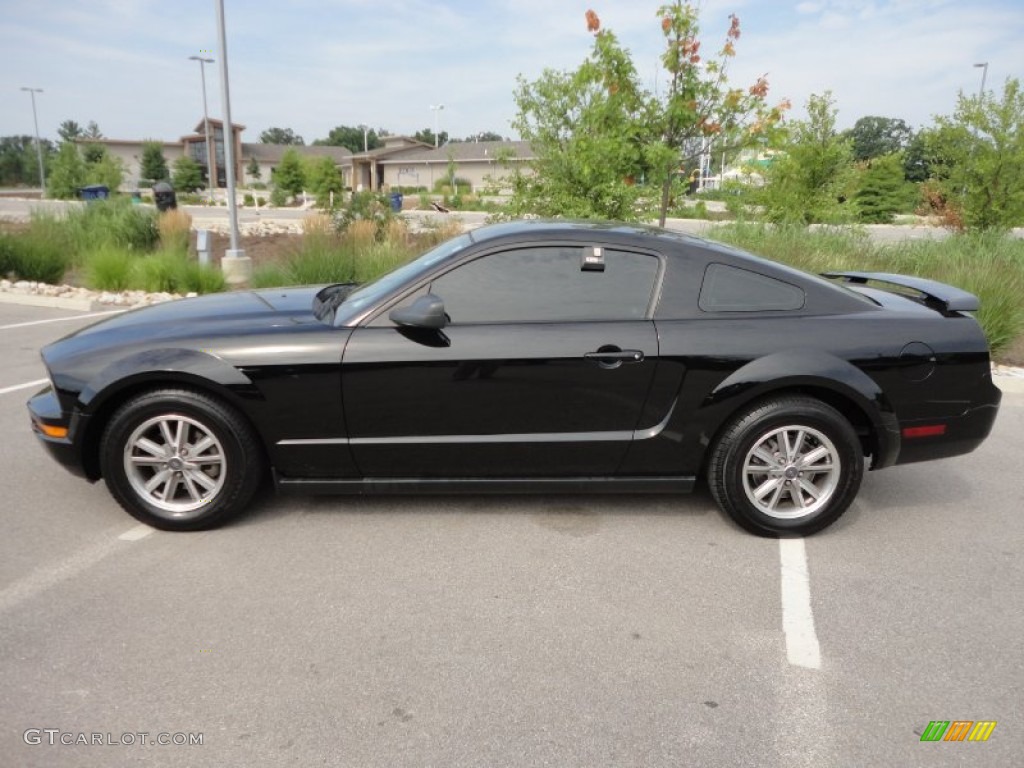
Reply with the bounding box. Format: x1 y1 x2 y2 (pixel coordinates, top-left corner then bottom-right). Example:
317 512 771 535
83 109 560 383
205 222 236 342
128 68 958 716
429 104 444 148
188 55 216 195
20 87 46 197
974 62 989 103
214 0 250 283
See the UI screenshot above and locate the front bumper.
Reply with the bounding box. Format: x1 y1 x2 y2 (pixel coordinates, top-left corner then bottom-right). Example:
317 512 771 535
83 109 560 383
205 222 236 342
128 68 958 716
27 386 90 479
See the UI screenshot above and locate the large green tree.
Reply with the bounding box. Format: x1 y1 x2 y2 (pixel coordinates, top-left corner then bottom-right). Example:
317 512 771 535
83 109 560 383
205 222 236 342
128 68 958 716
314 125 385 153
259 127 304 145
47 142 88 199
759 92 859 225
510 11 653 220
511 4 786 224
845 116 912 161
57 120 83 144
171 155 204 192
0 136 53 186
307 156 344 206
84 146 125 191
140 141 169 181
413 128 449 147
927 77 1024 229
855 153 907 223
273 148 306 196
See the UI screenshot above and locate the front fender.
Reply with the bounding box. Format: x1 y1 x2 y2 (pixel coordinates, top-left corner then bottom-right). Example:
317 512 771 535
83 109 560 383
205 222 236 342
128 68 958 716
77 348 258 412
703 349 900 468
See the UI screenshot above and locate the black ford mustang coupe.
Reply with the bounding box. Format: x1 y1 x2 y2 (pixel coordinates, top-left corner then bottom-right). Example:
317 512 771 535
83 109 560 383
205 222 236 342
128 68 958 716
28 220 1001 535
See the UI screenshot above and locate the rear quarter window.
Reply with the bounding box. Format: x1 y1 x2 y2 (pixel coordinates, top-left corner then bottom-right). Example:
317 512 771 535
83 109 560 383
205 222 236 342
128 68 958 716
699 263 805 312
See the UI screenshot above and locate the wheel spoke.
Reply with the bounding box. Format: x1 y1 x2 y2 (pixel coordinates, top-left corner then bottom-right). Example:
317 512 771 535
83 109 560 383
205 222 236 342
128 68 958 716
753 477 782 501
174 420 186 452
195 452 223 466
130 455 165 466
162 473 180 502
136 437 166 458
191 435 216 455
188 469 219 492
158 420 176 448
181 472 202 502
799 445 830 467
792 430 806 459
145 469 171 493
791 483 806 508
767 483 784 511
799 477 822 500
752 446 776 466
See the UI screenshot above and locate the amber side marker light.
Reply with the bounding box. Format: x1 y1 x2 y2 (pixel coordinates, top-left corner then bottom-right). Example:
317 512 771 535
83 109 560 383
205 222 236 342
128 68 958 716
902 425 947 438
36 422 68 439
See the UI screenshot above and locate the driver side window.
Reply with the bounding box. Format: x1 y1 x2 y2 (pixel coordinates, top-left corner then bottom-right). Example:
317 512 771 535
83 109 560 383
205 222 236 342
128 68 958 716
430 246 659 324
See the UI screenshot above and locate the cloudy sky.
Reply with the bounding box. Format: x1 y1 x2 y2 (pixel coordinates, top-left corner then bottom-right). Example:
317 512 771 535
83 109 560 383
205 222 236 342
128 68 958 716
1 0 1020 144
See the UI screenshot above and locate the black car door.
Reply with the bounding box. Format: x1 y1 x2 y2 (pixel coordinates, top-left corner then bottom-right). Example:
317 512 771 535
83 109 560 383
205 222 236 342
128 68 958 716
341 243 662 478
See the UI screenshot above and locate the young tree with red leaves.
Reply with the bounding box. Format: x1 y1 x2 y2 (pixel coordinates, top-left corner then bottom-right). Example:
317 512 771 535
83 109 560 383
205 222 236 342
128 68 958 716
511 3 788 225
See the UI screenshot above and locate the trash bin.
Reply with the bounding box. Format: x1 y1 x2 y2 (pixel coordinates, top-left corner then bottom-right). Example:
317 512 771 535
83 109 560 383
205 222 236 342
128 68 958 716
78 185 110 202
153 181 178 212
130 190 142 205
389 192 404 212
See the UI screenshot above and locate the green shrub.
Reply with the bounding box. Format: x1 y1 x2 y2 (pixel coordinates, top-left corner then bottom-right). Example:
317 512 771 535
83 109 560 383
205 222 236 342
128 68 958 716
256 196 266 207
0 219 73 283
84 244 135 291
270 186 288 207
135 250 225 294
243 193 255 207
65 198 159 252
251 264 291 288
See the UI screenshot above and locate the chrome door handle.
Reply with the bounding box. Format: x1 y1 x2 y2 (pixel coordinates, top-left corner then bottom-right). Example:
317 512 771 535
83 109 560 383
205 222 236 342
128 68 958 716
584 348 645 369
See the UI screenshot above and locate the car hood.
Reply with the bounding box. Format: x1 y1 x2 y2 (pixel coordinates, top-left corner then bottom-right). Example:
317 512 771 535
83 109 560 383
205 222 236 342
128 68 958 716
42 287 326 375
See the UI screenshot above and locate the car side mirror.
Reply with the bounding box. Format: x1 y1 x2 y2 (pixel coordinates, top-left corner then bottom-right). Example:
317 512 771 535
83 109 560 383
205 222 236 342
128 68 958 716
389 293 448 330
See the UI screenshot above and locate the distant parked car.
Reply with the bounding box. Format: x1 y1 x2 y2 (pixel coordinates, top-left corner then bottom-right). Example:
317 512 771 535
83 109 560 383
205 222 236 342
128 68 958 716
28 220 1001 535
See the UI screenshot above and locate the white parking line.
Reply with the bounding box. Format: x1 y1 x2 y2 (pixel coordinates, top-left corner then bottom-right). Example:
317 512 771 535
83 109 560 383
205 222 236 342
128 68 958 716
0 309 124 331
779 537 821 669
0 526 159 617
118 524 155 541
0 378 47 396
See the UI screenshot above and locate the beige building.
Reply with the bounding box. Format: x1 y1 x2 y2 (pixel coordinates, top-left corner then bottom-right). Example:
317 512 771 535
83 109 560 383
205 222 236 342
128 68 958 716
377 141 534 193
79 119 532 195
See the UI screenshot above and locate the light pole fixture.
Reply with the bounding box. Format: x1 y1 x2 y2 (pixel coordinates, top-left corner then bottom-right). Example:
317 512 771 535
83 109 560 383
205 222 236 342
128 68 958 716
429 104 445 148
974 62 989 102
188 55 216 192
20 87 46 197
214 0 250 284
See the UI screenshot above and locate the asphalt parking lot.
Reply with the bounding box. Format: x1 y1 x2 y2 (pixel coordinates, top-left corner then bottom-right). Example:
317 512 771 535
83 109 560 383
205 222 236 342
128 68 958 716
1 299 1021 767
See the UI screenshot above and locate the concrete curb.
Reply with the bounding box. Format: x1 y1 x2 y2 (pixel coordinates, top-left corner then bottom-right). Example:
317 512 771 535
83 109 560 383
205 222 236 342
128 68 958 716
0 291 95 312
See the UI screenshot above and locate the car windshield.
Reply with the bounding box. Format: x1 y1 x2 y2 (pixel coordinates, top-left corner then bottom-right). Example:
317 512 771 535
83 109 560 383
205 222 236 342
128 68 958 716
333 233 473 326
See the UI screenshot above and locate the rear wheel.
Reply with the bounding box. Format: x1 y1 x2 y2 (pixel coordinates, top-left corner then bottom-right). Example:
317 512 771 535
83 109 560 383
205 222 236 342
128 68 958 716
708 397 863 536
100 388 264 531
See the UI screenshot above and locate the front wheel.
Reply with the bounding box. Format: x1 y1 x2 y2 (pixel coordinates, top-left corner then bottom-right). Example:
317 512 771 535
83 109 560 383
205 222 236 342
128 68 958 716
707 397 864 536
100 388 264 531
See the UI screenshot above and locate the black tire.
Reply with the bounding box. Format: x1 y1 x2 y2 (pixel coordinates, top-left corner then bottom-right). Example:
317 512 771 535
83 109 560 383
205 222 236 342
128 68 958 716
707 396 863 537
99 388 264 531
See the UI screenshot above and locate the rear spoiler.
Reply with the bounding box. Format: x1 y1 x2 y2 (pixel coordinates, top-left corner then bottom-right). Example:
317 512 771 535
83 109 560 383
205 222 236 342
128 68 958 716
822 271 979 313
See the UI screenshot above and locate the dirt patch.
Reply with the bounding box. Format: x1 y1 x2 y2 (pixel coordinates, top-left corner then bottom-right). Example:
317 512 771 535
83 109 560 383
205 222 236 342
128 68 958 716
997 333 1024 367
204 231 303 267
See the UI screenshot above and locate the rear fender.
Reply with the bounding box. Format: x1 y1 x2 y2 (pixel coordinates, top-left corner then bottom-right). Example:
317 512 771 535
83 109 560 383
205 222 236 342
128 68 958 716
703 349 900 468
